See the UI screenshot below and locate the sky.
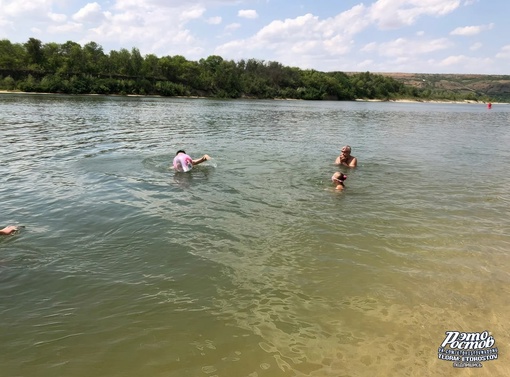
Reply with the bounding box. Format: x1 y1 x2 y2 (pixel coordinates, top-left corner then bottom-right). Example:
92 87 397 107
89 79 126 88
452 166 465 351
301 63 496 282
0 0 508 75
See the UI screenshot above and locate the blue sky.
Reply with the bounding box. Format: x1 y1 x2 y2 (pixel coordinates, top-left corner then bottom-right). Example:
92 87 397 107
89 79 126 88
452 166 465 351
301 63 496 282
1 0 508 74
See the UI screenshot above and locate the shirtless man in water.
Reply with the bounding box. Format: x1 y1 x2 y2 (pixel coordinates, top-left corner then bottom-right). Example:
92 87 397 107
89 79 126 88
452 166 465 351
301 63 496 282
335 145 357 167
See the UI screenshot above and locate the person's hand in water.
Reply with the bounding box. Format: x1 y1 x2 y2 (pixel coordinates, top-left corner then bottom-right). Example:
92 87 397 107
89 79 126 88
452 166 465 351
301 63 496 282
192 154 211 165
0 225 19 235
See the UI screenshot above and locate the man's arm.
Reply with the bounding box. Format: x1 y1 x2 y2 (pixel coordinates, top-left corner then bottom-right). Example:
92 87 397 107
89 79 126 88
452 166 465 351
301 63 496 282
348 157 357 167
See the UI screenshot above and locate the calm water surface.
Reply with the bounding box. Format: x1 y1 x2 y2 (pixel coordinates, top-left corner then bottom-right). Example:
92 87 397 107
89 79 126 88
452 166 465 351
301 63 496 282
1 94 510 377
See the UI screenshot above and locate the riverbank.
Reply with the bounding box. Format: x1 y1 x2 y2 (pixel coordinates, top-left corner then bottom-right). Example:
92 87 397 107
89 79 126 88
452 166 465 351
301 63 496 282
1 90 507 104
356 98 508 105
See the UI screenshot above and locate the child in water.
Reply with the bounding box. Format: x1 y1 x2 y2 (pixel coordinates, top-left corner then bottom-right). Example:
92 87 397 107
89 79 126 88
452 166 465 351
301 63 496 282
173 150 211 172
0 225 19 235
331 172 347 190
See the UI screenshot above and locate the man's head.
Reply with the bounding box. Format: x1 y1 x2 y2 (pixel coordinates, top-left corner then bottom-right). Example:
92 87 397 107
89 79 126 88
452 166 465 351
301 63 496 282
176 150 186 156
341 145 351 155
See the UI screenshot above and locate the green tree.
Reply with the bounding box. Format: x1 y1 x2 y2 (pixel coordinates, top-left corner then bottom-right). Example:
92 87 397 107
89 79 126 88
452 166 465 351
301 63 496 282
83 41 106 75
42 42 63 72
109 48 132 76
24 37 44 69
0 75 16 90
0 39 25 69
58 41 84 75
142 54 162 78
130 47 143 77
2 37 479 101
18 74 39 92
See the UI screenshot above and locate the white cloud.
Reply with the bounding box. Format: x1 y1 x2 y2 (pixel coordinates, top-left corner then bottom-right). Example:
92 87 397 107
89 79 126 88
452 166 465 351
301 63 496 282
0 17 10 30
469 42 482 51
180 6 206 22
207 16 222 25
2 0 63 26
357 59 375 70
256 14 319 42
327 4 370 36
0 0 504 74
2 0 53 17
450 23 494 36
361 42 377 53
495 45 510 59
439 55 467 65
215 39 245 58
216 10 361 69
450 25 480 35
72 2 103 23
322 35 353 55
48 22 83 34
436 54 492 71
82 2 207 58
369 0 461 29
225 23 241 31
238 9 258 19
48 12 67 23
364 37 452 57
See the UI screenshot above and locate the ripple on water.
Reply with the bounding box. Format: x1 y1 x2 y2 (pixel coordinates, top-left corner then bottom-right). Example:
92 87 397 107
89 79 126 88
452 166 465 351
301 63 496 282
1 96 510 377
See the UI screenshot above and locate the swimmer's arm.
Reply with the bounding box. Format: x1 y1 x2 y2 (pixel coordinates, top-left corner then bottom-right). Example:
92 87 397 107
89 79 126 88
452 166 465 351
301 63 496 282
192 154 211 165
335 155 349 165
335 157 349 167
336 156 357 167
0 225 18 235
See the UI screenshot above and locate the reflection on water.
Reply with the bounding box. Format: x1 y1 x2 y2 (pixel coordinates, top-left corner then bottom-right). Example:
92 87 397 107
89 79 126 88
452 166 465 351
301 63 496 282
1 94 510 377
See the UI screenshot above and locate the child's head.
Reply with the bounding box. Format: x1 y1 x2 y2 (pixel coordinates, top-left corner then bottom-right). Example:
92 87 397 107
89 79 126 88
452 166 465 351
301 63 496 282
332 172 347 183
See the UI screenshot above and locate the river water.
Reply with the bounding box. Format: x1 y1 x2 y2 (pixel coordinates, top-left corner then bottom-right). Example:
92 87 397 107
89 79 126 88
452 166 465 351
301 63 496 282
1 94 509 377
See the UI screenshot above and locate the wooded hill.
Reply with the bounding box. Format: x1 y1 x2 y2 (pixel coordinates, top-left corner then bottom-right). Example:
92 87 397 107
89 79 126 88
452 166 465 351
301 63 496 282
377 72 510 102
0 38 506 102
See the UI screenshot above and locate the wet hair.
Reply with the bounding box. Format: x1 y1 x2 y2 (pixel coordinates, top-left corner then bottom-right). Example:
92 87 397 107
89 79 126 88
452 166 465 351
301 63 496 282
176 150 186 155
332 172 347 183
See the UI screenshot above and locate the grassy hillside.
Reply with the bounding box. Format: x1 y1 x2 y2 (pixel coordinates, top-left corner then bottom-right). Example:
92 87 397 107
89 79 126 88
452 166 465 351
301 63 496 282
378 73 510 102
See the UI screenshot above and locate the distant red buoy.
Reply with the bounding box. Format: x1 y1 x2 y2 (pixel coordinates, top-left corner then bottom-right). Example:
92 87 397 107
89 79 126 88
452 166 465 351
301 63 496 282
487 102 492 109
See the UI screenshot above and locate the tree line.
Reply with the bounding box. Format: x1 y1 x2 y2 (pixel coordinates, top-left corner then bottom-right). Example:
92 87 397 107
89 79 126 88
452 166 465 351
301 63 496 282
0 38 493 102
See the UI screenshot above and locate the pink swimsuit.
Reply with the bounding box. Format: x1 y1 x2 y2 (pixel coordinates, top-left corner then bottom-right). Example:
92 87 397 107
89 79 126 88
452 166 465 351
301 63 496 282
173 153 193 172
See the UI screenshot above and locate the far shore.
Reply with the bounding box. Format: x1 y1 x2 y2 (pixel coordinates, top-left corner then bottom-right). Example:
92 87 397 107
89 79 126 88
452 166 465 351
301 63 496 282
0 90 507 105
356 98 508 105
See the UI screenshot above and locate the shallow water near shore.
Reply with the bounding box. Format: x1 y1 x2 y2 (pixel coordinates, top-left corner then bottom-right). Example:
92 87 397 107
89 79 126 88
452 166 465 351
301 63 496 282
1 94 509 376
